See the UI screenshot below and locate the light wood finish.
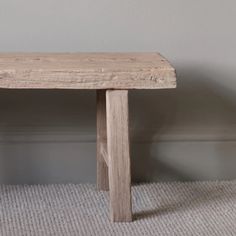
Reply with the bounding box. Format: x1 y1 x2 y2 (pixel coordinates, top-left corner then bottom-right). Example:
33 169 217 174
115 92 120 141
106 90 132 222
0 53 176 89
100 143 108 166
96 90 109 191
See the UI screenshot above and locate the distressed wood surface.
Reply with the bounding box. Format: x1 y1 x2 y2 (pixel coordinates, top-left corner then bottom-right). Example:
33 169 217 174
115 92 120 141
96 90 109 191
0 53 176 89
106 90 132 222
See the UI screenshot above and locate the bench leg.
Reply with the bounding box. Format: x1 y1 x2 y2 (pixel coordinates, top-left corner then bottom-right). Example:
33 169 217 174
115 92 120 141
97 90 109 191
106 90 132 222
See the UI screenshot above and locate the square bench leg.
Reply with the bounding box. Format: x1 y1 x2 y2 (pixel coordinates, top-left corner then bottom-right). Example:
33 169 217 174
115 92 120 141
106 90 132 222
96 90 109 191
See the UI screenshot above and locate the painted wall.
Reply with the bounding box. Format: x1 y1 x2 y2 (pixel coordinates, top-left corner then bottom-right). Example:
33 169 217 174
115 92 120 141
0 0 236 183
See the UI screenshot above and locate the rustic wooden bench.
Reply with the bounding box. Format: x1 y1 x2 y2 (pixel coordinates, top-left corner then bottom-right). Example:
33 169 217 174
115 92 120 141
0 53 176 222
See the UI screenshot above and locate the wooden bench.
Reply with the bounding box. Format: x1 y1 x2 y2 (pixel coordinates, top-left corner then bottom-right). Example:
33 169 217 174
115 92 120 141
0 53 177 222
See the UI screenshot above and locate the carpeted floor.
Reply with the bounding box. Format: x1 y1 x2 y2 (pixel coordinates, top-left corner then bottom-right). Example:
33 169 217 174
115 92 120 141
0 182 236 236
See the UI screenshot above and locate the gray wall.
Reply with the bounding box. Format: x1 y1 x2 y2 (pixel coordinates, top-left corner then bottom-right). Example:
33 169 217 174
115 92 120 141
0 0 236 184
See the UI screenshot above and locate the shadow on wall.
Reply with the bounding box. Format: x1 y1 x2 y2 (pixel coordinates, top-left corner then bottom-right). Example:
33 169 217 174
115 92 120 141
0 65 236 183
130 65 236 182
0 90 97 184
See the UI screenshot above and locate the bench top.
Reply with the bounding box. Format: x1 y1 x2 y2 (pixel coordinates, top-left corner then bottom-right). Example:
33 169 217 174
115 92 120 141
0 53 176 89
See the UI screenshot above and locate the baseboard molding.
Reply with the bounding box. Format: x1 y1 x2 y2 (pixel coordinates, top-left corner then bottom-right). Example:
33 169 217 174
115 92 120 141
0 125 236 143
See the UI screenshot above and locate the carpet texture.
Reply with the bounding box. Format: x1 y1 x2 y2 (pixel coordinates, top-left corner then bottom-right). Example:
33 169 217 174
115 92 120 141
0 182 236 236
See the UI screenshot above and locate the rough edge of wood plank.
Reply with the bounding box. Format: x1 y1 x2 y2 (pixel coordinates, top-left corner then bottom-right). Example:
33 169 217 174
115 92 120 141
0 71 176 89
0 53 177 89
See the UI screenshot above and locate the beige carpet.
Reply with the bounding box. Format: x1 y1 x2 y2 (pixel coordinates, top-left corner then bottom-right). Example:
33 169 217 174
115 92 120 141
0 182 236 236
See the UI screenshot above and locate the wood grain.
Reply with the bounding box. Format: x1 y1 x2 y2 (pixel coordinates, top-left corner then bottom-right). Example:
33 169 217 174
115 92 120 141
106 90 132 222
0 53 176 89
100 143 108 166
96 90 109 191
